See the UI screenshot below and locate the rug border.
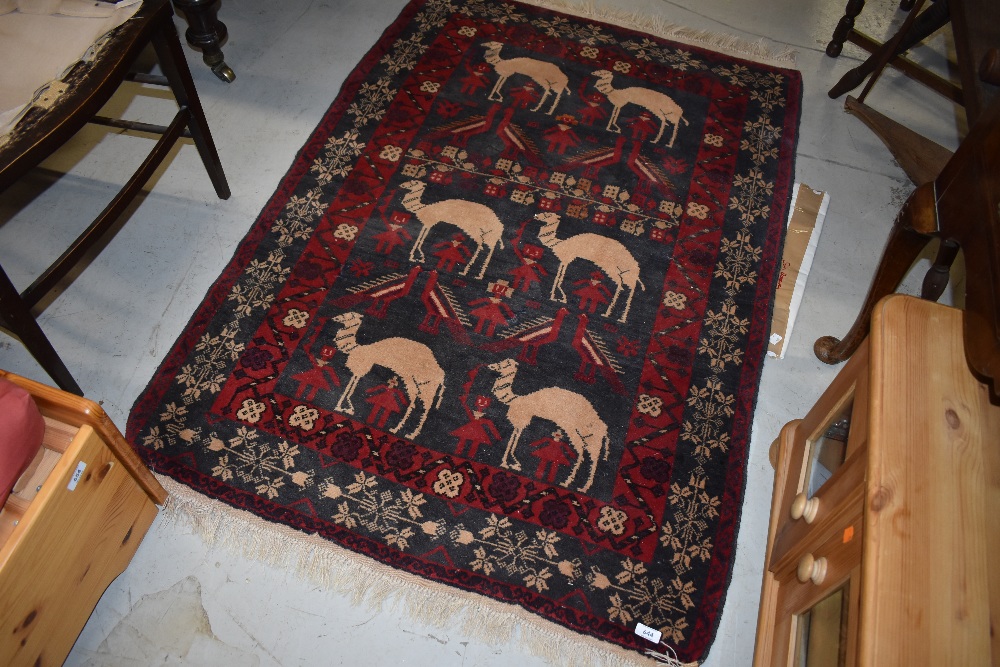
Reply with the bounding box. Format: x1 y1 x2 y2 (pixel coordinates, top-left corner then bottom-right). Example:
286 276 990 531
155 474 689 667
127 1 803 664
692 63 802 664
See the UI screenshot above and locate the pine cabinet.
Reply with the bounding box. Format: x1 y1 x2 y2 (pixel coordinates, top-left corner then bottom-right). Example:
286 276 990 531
753 295 1000 666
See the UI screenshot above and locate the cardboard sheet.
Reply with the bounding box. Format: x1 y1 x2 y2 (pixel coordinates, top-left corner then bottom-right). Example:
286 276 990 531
768 183 829 358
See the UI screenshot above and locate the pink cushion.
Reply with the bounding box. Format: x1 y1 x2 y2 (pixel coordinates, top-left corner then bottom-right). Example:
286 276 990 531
0 378 45 506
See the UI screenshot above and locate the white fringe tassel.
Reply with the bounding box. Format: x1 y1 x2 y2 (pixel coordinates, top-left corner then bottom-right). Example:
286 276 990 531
516 0 797 68
155 475 699 667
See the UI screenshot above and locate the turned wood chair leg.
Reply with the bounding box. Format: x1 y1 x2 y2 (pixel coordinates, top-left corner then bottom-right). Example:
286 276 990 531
827 0 867 57
815 222 934 365
171 0 234 82
920 237 960 300
828 0 950 99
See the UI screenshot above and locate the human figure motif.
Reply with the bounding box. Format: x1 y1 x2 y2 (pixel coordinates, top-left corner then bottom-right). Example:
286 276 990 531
451 395 501 458
530 429 578 484
578 92 608 126
460 62 492 96
373 214 413 255
508 220 548 292
292 344 341 401
365 377 409 429
573 272 612 314
629 111 659 143
542 114 581 155
432 234 472 272
509 82 540 109
469 279 515 337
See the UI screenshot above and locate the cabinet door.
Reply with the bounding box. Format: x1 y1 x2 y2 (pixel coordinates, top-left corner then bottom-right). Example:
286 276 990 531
755 342 870 667
770 345 869 568
767 513 863 667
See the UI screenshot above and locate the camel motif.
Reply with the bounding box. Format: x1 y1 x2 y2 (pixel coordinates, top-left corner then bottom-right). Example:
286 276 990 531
534 212 645 323
399 180 505 280
486 358 609 492
591 69 688 146
482 41 570 115
330 312 445 439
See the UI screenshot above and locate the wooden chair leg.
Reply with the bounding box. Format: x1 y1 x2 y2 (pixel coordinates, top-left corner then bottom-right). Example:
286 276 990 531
920 237 960 300
828 0 949 100
151 14 231 200
815 185 939 364
0 266 82 395
827 0 867 57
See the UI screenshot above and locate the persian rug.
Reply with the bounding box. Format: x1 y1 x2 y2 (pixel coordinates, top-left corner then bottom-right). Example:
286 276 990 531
128 0 801 663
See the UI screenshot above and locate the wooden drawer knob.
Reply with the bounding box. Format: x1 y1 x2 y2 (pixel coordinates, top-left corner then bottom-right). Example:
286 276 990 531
768 436 780 469
790 492 820 523
797 553 828 585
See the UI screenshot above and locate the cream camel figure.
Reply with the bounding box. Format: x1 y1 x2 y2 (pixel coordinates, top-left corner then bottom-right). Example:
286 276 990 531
399 180 505 280
330 312 445 439
486 358 608 492
591 69 688 146
534 212 645 323
482 41 570 115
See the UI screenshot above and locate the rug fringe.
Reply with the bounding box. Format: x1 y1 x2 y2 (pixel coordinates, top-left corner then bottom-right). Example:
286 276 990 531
154 475 698 666
515 0 797 68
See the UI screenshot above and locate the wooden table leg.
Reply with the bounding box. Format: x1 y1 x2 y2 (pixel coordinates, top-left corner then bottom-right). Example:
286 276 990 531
815 184 938 364
171 0 234 83
827 0 867 57
920 237 960 300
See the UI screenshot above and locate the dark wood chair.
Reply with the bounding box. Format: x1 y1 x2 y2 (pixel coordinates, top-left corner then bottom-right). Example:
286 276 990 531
0 0 230 395
814 94 1000 401
826 0 960 107
819 0 999 399
828 0 1000 118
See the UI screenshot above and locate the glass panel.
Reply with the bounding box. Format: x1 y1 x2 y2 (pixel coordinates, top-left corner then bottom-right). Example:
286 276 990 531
794 586 848 667
804 399 852 497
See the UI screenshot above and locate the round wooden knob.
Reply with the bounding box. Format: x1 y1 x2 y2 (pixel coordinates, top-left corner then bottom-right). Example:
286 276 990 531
768 437 780 469
790 492 820 523
797 553 828 585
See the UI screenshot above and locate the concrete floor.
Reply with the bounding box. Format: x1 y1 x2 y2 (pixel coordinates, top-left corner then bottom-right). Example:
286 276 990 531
0 0 964 664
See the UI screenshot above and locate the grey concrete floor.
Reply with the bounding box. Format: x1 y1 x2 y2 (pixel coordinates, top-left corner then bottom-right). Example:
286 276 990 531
0 0 964 664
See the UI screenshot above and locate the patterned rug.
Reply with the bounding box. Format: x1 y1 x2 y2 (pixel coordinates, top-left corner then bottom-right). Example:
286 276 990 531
128 1 800 663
